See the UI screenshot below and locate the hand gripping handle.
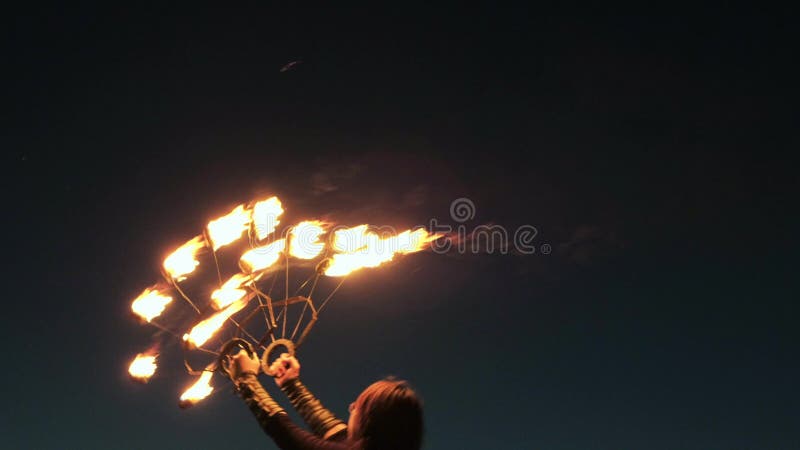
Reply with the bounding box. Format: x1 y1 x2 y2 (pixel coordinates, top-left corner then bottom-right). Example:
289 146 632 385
217 338 257 377
260 338 296 377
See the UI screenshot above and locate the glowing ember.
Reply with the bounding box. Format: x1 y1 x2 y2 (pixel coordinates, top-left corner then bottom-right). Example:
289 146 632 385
289 220 326 259
128 353 158 382
211 273 262 309
240 238 286 272
163 236 205 281
179 370 214 407
207 205 251 251
182 297 250 347
252 196 284 240
325 227 439 277
131 288 173 322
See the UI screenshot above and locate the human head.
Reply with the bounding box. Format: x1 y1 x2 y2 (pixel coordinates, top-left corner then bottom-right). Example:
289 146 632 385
347 378 424 450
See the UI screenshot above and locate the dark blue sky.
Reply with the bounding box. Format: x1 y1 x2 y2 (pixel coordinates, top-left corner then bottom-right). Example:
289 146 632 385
3 5 797 449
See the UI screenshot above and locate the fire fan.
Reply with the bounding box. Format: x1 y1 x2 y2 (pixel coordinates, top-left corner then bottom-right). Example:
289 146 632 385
126 196 439 408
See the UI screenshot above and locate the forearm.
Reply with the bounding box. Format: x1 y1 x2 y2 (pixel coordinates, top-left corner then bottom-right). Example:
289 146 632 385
235 374 347 450
236 373 286 424
281 378 347 440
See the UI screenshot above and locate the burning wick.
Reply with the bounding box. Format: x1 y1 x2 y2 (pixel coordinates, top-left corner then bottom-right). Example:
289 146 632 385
131 288 173 323
179 371 214 408
128 353 158 383
206 204 251 251
325 227 440 276
289 220 327 259
183 297 250 348
252 196 284 240
163 236 205 281
240 239 286 272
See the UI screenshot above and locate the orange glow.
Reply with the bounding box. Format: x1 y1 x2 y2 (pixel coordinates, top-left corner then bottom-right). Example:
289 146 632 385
131 288 173 323
240 238 286 272
163 236 205 281
207 205 251 251
252 196 284 240
182 297 249 348
331 225 370 253
289 220 326 259
128 353 157 382
325 227 439 277
211 272 263 309
210 290 246 310
179 370 214 406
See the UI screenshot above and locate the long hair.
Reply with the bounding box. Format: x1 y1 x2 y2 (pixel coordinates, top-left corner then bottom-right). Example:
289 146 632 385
350 378 424 450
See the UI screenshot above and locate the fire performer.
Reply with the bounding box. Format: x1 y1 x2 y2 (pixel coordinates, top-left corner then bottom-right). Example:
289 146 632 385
228 350 424 450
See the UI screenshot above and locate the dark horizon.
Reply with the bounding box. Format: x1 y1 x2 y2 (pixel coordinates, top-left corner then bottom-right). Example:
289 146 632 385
3 6 797 449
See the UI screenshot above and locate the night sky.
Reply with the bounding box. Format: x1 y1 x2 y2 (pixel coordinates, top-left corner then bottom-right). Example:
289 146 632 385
4 6 797 449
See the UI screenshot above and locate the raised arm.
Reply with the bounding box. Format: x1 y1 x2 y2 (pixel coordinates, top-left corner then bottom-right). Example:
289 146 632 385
271 354 348 441
230 351 349 450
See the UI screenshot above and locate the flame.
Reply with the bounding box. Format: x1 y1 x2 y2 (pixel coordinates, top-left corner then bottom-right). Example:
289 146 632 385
391 229 440 255
211 272 263 309
182 297 250 348
131 288 173 322
128 353 158 382
290 220 326 259
179 370 214 406
325 227 439 277
163 236 205 281
331 225 370 253
252 196 284 240
240 238 286 272
207 205 251 251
